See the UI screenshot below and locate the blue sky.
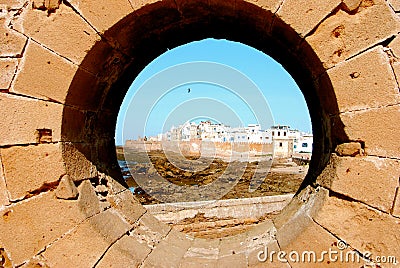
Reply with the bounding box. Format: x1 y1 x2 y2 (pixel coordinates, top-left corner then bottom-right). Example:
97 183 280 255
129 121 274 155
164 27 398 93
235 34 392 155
115 38 311 145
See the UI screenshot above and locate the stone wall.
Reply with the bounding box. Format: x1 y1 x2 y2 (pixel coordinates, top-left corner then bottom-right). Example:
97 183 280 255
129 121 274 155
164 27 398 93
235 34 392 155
0 0 399 267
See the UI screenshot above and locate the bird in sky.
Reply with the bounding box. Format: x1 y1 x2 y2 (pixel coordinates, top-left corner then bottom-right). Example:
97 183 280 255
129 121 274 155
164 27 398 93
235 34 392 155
187 88 191 93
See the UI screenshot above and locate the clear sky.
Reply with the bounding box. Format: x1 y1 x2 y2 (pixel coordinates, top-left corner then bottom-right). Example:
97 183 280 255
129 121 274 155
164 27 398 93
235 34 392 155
115 38 311 145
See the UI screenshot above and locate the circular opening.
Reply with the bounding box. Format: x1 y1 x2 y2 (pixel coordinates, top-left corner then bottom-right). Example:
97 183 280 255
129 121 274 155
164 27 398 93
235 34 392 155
115 38 313 238
61 0 338 253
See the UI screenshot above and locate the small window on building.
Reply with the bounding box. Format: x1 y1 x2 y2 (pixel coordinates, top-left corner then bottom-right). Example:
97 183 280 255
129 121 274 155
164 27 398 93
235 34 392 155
278 132 281 136
279 142 283 147
294 145 297 149
284 132 287 136
272 132 274 136
302 143 308 148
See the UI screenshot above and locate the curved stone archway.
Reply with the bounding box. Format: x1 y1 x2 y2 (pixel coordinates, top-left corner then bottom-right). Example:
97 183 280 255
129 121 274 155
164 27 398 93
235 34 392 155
0 0 399 267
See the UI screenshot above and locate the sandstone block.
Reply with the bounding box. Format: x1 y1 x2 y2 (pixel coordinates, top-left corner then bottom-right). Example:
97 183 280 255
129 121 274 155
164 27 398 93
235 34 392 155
62 142 97 182
314 195 400 264
217 253 247 268
327 46 400 113
0 93 63 146
274 0 341 40
55 175 78 200
0 156 10 208
43 208 131 267
335 142 362 156
393 186 400 217
109 190 146 224
142 230 192 268
0 192 88 265
0 0 25 9
318 155 399 212
96 235 151 268
388 0 400 11
0 16 26 57
334 105 400 158
306 0 400 69
78 180 101 218
12 41 77 103
1 143 65 201
15 4 100 67
67 0 132 34
245 0 283 13
0 59 18 90
342 0 362 12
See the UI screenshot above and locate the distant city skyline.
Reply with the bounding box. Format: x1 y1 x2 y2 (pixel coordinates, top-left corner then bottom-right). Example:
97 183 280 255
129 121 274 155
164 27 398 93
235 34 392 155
115 38 311 145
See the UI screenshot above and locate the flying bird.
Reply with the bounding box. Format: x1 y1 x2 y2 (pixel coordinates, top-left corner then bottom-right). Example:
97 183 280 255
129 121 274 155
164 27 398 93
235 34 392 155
187 88 191 93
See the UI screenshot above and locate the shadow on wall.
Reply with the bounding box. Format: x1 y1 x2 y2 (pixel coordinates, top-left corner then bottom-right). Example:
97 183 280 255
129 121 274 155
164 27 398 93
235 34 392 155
60 0 348 191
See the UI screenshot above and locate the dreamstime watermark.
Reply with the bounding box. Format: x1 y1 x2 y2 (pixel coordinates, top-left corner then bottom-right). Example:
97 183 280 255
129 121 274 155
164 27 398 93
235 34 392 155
257 240 398 266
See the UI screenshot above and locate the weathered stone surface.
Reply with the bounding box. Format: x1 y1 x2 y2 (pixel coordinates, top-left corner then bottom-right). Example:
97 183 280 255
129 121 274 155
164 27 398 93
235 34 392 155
388 0 400 11
0 192 87 265
1 143 65 201
12 41 76 103
245 0 283 13
43 208 131 267
335 142 362 156
142 230 192 268
68 0 133 33
342 0 362 12
62 142 97 182
313 195 400 262
0 58 18 90
0 156 10 208
0 16 26 57
393 185 400 217
0 0 25 9
55 175 78 200
335 105 400 158
327 46 400 113
32 0 61 11
0 94 63 146
78 180 100 218
15 3 100 67
96 235 151 268
318 155 399 212
20 255 49 268
109 190 146 224
306 0 400 69
130 212 171 250
275 0 341 38
217 253 247 268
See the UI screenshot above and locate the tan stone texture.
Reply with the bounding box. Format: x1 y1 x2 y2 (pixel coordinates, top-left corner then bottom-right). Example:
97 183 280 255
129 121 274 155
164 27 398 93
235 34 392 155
108 189 146 224
12 41 77 103
0 192 88 265
0 58 18 90
328 46 400 113
313 195 400 262
0 16 26 57
335 105 400 158
275 0 341 37
306 0 400 69
16 4 100 66
335 142 362 156
78 180 101 218
318 155 399 213
68 0 133 33
0 155 10 207
388 0 400 11
55 175 78 200
392 186 400 217
142 230 193 267
62 142 98 182
96 235 151 268
1 143 65 201
0 94 63 146
43 208 131 267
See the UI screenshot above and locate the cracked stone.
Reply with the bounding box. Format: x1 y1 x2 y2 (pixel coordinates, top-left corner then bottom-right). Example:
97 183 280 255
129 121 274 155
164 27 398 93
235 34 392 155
55 175 79 200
